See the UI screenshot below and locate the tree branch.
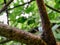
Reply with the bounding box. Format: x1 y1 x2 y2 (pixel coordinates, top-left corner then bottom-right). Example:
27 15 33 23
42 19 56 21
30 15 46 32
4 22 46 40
8 0 33 10
8 0 60 13
36 0 56 45
0 24 46 45
0 0 13 14
4 0 9 24
45 4 60 13
0 26 39 44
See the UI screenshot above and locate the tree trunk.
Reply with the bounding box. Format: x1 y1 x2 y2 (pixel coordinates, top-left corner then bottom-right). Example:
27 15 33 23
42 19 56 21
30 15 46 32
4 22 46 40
36 0 56 45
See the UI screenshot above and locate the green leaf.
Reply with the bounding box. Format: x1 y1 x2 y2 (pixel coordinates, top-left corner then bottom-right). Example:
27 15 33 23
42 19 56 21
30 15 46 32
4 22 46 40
17 17 27 23
27 19 35 25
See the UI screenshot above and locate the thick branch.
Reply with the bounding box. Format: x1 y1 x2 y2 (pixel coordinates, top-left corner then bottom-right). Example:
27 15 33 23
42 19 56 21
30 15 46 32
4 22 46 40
0 24 46 45
36 0 56 45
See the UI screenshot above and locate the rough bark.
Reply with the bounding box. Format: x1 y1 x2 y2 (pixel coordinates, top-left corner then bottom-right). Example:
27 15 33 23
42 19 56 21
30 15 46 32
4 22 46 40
0 24 47 45
36 0 56 45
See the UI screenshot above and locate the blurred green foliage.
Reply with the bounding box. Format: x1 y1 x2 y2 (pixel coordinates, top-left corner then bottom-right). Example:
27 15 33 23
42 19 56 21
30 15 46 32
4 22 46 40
0 0 60 45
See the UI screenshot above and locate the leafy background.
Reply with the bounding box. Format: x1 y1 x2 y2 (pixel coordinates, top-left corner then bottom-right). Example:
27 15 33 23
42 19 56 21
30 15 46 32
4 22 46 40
0 0 60 45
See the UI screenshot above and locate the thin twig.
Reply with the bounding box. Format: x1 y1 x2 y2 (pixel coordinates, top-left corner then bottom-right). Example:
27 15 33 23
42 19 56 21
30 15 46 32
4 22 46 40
0 0 60 13
45 4 60 13
4 0 9 24
8 0 60 13
0 0 13 14
8 0 33 10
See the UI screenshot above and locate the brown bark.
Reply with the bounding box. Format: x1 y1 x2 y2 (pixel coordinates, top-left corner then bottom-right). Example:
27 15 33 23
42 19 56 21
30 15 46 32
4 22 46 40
0 24 47 45
36 0 56 45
